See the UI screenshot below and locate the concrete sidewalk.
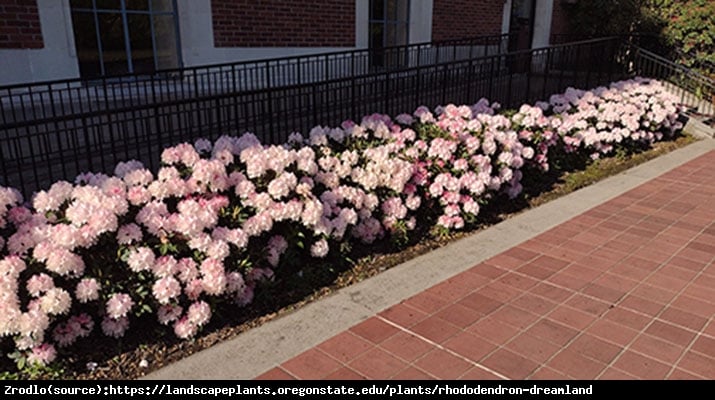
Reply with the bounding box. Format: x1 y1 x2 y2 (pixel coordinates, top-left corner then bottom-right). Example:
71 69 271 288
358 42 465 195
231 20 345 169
146 136 715 380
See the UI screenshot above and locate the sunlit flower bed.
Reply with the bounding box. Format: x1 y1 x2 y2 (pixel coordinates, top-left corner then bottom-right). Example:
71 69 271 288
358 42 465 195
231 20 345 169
0 78 682 369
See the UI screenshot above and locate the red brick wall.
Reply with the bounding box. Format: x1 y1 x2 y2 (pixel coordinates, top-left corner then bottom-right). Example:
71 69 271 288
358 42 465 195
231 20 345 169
550 0 570 43
432 0 504 41
211 0 355 47
0 0 43 49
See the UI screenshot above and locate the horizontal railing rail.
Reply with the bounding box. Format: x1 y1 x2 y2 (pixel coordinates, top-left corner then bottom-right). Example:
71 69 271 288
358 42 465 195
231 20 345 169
1 36 625 197
627 45 715 117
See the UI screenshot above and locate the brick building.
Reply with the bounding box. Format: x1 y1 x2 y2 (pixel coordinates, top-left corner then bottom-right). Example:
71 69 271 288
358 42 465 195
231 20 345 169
0 0 569 85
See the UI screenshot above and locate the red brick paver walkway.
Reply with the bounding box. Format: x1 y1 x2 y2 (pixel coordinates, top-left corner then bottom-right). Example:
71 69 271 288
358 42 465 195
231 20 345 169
258 151 715 380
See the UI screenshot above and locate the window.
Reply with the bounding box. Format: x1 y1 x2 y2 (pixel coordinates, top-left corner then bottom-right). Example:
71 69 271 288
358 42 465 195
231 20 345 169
368 0 410 68
70 0 181 78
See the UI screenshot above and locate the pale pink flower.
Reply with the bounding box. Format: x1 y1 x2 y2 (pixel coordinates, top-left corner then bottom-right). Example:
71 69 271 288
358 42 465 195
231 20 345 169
26 273 54 297
310 239 329 258
157 304 182 325
75 278 100 303
173 316 197 339
187 301 211 326
152 276 182 305
106 293 134 319
101 316 129 338
27 343 56 366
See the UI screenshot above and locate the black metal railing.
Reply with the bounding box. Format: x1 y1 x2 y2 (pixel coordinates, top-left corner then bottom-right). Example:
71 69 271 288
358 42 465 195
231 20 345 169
2 36 626 197
627 45 715 118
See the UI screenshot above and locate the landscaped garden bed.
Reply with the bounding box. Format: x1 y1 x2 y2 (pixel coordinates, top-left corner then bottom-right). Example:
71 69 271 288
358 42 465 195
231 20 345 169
0 77 692 379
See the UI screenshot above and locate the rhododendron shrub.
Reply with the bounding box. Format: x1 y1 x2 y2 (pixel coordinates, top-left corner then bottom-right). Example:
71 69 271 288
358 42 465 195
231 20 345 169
0 78 682 368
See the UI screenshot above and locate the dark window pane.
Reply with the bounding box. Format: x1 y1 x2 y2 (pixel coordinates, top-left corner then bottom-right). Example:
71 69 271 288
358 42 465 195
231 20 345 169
94 0 122 10
127 13 154 74
385 22 397 47
70 0 94 9
71 11 102 78
153 14 179 70
369 22 383 48
369 0 384 20
386 0 396 21
396 0 409 22
151 0 174 12
97 12 129 75
125 0 149 10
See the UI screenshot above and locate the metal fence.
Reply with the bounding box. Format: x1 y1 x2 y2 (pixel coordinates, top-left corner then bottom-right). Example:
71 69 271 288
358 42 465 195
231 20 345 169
626 46 715 119
2 36 628 197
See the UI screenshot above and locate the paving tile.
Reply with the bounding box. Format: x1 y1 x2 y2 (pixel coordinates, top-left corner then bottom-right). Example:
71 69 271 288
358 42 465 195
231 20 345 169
612 351 671 380
458 292 504 315
487 253 527 270
410 315 461 344
565 333 622 364
602 307 652 331
594 273 640 293
482 349 540 380
645 274 690 293
478 282 524 303
629 334 686 364
392 367 435 380
413 349 473 379
324 367 366 380
503 247 541 262
458 367 504 380
470 263 508 279
255 367 296 380
667 368 706 380
281 349 342 380
670 295 715 318
645 320 697 348
547 305 596 330
349 317 400 344
547 272 591 292
690 335 715 360
529 367 571 380
658 307 709 332
497 272 540 291
581 283 626 303
505 332 561 364
316 332 374 364
598 367 639 380
404 292 451 314
586 319 640 347
561 263 603 281
434 303 484 328
426 279 478 304
467 316 523 346
519 263 557 280
379 331 434 363
619 294 666 316
348 348 408 379
512 293 558 316
443 331 497 363
489 305 540 330
524 318 579 346
547 349 607 380
530 282 573 303
565 294 611 316
681 285 715 305
379 303 428 328
631 284 678 305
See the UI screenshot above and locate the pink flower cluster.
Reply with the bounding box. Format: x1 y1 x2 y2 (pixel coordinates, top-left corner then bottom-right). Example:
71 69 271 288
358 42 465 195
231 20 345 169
0 78 681 367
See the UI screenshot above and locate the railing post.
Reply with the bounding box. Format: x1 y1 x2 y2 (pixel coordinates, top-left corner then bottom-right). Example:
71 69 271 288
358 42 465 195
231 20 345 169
266 61 275 143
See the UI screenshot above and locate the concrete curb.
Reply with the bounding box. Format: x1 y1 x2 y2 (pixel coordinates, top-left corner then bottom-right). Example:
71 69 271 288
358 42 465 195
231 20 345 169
143 137 715 380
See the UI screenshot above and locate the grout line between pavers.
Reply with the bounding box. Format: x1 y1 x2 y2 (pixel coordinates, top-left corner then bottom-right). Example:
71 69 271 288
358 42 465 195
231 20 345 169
375 316 510 380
